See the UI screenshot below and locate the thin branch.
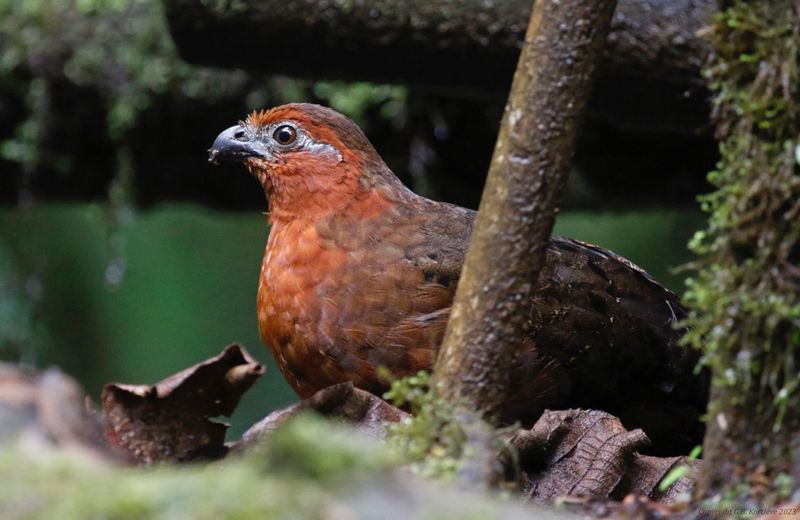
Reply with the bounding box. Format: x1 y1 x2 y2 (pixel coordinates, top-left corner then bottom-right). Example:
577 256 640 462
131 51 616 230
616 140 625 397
434 0 618 419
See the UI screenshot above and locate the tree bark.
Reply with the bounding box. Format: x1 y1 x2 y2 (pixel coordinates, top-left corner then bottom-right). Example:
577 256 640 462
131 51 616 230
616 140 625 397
683 0 800 506
434 0 617 419
162 0 713 136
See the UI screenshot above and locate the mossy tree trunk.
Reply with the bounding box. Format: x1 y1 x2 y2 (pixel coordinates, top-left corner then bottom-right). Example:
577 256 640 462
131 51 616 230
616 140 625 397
684 0 800 506
434 0 617 419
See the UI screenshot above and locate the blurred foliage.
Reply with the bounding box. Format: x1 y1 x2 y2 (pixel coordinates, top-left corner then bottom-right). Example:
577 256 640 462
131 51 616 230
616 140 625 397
682 0 800 505
0 0 246 158
0 0 407 177
311 81 407 127
0 0 247 170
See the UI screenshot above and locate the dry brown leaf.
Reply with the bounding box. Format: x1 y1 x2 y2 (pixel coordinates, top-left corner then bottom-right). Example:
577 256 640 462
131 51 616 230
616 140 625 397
234 382 408 451
514 409 697 505
102 344 264 464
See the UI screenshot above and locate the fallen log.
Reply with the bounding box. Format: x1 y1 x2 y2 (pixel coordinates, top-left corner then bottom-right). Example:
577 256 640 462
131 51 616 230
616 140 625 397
163 0 715 135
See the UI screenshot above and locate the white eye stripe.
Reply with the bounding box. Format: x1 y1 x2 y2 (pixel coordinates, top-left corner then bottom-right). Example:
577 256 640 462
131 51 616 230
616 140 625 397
270 122 343 162
298 135 343 162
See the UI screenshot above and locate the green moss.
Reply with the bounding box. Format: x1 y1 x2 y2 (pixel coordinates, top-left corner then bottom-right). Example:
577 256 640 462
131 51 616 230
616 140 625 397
683 0 800 502
0 414 391 520
253 413 399 481
383 370 467 481
383 370 508 485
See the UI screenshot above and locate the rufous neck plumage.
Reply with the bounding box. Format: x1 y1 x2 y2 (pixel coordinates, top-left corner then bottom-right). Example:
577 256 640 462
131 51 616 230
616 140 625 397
247 153 411 225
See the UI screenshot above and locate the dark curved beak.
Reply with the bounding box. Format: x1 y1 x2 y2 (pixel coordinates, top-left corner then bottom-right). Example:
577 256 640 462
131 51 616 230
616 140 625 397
208 125 270 165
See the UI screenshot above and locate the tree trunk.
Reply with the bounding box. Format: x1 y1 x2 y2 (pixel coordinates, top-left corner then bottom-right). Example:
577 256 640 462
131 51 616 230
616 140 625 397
684 0 800 507
434 0 617 419
162 0 712 136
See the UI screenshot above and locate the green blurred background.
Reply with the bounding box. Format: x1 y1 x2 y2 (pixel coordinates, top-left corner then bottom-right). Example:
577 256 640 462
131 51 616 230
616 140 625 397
0 0 708 438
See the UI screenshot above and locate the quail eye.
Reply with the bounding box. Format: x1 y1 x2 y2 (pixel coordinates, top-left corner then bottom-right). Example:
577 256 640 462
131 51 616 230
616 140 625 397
273 125 297 146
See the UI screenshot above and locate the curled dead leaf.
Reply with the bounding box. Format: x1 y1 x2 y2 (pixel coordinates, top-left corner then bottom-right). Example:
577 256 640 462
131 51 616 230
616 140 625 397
102 344 264 464
512 409 697 505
